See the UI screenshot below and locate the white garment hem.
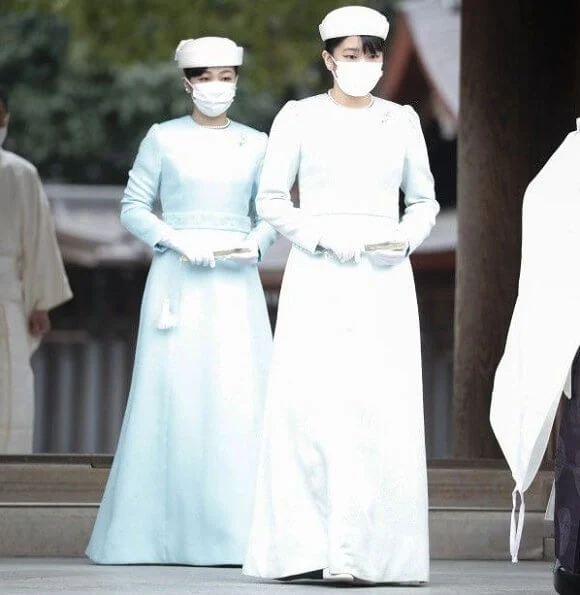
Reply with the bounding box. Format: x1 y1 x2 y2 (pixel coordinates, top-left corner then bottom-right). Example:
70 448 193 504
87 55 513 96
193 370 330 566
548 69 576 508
86 552 244 566
243 559 429 584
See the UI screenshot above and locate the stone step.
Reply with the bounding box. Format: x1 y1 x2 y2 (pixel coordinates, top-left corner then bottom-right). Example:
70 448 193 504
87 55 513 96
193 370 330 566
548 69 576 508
0 458 555 560
0 504 550 560
0 457 554 511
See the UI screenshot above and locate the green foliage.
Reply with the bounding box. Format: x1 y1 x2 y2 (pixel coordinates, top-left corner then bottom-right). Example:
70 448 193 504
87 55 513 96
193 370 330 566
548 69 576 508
0 12 67 78
0 1 396 183
2 0 379 93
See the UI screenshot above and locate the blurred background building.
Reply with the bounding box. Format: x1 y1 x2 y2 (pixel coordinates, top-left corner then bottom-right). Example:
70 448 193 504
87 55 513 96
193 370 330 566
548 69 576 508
0 0 462 456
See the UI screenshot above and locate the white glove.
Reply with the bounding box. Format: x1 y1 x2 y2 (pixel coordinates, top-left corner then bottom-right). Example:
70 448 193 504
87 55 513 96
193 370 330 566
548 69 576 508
319 232 363 264
365 231 410 267
367 248 408 267
222 239 260 265
162 231 215 268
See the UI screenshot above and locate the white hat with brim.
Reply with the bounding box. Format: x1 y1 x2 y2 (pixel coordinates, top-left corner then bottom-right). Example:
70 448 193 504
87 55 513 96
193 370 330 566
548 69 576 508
319 6 389 41
175 37 244 68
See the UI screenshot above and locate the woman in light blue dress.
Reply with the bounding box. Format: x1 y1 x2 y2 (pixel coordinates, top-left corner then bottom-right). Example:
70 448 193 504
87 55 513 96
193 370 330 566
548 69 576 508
86 37 277 566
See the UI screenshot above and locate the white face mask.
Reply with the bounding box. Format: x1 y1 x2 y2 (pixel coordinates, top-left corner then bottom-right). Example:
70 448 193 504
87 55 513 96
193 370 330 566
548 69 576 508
185 80 236 117
0 126 7 147
331 57 383 97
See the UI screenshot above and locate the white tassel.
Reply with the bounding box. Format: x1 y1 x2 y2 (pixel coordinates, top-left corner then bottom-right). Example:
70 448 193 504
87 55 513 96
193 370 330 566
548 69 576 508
510 488 525 563
545 481 556 522
157 298 177 330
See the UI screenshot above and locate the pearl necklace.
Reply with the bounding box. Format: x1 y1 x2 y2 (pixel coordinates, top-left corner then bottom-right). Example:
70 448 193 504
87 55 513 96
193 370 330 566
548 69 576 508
327 90 373 109
193 117 231 129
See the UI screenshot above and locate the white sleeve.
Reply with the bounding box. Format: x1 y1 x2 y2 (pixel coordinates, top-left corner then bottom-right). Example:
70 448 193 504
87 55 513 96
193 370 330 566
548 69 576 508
246 132 278 258
21 169 72 315
256 101 321 253
398 105 440 253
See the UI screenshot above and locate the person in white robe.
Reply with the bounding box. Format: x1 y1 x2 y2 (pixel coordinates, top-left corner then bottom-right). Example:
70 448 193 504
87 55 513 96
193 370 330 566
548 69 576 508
490 119 580 594
243 6 439 586
0 86 73 454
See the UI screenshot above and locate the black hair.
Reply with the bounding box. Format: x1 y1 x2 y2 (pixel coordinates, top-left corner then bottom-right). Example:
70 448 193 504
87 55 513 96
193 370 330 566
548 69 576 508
183 66 239 79
0 87 7 110
324 35 386 57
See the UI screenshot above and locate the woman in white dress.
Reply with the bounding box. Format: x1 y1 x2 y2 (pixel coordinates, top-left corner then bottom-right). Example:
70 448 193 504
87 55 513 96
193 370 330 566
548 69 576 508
243 6 439 585
86 37 277 566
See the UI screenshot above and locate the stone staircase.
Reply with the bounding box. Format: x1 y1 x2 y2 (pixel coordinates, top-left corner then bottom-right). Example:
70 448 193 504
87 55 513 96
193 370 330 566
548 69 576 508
0 456 554 559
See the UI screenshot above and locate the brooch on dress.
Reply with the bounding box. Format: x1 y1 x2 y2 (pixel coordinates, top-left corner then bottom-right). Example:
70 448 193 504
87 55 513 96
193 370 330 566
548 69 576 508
380 110 392 125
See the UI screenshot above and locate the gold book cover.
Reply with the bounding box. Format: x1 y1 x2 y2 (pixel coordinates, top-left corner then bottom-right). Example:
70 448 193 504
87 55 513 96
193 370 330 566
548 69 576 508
364 241 408 253
180 247 251 263
213 247 252 258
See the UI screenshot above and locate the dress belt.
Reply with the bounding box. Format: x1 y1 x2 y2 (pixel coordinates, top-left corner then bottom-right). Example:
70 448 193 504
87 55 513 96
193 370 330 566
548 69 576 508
309 211 397 219
162 211 251 233
309 212 400 240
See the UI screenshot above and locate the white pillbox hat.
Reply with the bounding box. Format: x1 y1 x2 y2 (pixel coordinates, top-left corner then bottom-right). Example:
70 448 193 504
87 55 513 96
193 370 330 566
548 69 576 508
174 37 244 68
319 6 390 41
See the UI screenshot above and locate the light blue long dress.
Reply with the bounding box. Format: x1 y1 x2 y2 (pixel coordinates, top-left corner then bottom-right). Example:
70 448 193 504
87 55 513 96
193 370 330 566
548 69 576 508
86 115 277 565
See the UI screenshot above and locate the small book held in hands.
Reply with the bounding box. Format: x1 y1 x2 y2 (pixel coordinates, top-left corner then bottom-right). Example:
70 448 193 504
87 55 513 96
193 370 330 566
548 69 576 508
213 247 252 259
180 247 252 263
364 241 408 253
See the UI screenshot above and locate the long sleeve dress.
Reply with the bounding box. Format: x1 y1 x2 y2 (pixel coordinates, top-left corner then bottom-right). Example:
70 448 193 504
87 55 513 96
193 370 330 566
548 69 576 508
0 149 72 453
86 116 277 565
243 94 439 584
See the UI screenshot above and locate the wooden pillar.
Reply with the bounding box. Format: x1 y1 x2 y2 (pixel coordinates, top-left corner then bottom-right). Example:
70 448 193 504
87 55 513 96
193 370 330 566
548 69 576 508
453 0 577 458
577 0 580 115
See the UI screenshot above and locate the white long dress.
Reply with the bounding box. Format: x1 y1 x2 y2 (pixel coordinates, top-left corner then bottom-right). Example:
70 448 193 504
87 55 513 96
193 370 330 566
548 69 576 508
0 149 72 453
243 94 439 583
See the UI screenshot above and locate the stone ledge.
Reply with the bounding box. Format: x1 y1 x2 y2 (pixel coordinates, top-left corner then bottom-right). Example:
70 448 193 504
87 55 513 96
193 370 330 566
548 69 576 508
0 464 108 504
0 459 553 511
0 506 550 560
0 458 554 560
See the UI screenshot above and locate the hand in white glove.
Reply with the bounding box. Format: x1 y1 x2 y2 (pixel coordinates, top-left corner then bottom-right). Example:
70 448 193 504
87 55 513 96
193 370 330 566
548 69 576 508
222 240 260 265
365 234 410 267
319 232 363 264
163 231 216 268
367 248 408 267
365 230 410 267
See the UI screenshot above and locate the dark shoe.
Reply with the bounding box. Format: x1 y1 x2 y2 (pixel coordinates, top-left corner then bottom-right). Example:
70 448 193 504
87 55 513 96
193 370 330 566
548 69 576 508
554 561 580 594
276 569 323 581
